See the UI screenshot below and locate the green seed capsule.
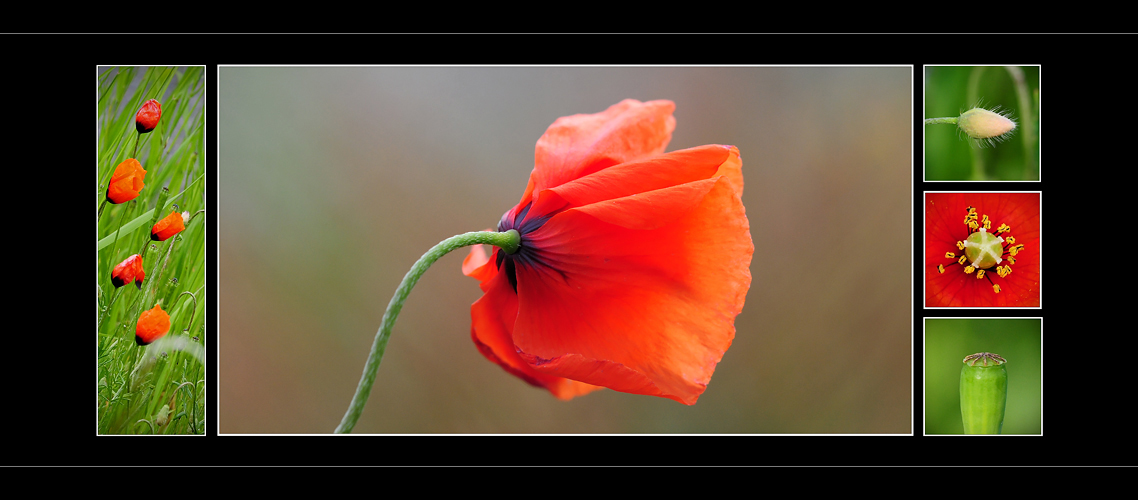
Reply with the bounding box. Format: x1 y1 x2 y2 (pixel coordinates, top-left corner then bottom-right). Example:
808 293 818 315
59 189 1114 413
960 352 1007 435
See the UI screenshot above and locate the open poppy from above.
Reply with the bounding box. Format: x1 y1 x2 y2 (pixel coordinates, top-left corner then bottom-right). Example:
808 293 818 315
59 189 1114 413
106 158 147 204
111 254 146 289
925 192 1040 307
462 99 753 405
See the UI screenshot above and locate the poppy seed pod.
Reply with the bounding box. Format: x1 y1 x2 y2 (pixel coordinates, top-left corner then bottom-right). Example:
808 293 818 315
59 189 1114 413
111 254 146 289
135 99 162 134
136 303 171 345
462 99 753 405
151 210 188 241
106 158 147 204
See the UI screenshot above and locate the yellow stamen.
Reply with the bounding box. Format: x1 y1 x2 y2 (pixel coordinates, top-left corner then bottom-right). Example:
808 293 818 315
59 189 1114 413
982 215 991 229
1009 244 1024 256
993 284 1001 293
945 252 955 259
1006 236 1015 244
976 269 985 279
958 256 967 265
964 266 975 274
1008 256 1016 265
937 264 945 273
956 241 965 250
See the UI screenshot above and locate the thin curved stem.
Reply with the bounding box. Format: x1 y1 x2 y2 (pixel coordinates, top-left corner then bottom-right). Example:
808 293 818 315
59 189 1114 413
335 229 520 434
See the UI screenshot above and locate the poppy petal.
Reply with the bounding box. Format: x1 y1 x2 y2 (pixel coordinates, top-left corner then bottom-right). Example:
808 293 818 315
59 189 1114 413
519 99 676 205
469 259 603 399
528 145 739 221
513 176 752 404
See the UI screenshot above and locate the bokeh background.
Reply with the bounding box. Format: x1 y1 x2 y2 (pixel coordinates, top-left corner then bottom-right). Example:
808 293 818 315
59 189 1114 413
924 65 1040 181
219 66 912 433
924 318 1042 434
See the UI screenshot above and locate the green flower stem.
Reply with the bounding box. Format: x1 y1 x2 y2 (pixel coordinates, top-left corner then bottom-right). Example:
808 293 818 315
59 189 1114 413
335 229 521 434
924 117 958 126
1005 66 1037 180
960 352 1008 435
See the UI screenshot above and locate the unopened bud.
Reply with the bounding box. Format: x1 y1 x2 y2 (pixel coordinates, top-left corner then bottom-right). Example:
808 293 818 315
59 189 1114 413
958 107 1016 140
135 99 162 134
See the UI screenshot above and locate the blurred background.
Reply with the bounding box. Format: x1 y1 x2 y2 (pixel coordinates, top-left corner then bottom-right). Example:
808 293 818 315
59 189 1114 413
924 65 1040 181
924 318 1042 435
219 66 912 433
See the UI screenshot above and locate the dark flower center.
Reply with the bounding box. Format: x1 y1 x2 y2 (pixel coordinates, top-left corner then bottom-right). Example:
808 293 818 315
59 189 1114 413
495 202 564 293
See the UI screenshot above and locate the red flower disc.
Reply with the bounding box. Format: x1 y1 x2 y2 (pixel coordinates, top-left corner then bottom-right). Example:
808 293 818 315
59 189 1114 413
925 192 1040 307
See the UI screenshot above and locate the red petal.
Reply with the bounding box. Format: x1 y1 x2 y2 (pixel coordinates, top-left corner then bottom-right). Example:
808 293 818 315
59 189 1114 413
513 176 752 404
925 192 1040 307
519 99 676 206
469 261 603 400
528 145 739 221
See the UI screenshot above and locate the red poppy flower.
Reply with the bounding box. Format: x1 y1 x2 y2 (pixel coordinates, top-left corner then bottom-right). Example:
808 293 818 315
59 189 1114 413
151 211 187 241
106 158 147 204
462 99 753 405
135 99 162 134
136 303 171 345
111 254 146 289
925 192 1040 307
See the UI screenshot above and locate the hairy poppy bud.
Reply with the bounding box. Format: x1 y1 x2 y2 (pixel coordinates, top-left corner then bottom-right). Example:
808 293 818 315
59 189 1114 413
151 210 188 241
135 99 162 134
957 107 1016 144
111 254 146 289
136 303 171 345
106 158 147 204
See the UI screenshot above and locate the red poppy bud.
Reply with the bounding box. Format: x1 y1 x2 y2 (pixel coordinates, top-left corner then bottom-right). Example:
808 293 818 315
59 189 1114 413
135 99 162 134
136 303 171 345
151 210 187 241
111 254 146 289
106 158 147 204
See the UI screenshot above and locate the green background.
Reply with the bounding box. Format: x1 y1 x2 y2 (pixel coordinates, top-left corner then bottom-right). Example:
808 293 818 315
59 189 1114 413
924 65 1040 181
925 318 1042 435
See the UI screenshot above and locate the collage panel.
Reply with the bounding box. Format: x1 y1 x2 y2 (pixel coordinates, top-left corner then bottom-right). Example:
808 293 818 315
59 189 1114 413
923 65 1040 181
217 66 913 435
923 318 1042 435
924 191 1041 308
96 66 207 435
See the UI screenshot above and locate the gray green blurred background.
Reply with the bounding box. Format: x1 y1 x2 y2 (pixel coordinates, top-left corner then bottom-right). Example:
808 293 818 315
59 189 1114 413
219 66 912 433
925 318 1043 435
924 65 1040 181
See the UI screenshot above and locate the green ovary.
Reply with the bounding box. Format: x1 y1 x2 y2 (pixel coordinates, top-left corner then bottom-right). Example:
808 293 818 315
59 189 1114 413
963 229 1003 270
960 361 1008 435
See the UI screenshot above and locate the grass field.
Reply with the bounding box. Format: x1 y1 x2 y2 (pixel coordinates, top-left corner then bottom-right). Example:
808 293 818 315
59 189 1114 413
97 66 206 435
